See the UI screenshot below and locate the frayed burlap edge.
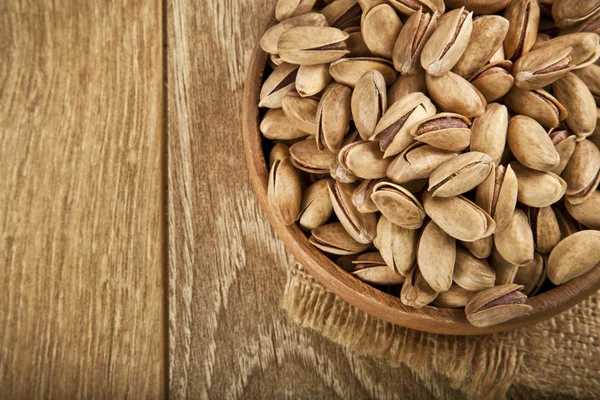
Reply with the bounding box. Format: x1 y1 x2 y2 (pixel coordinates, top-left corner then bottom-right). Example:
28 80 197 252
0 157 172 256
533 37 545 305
282 262 600 399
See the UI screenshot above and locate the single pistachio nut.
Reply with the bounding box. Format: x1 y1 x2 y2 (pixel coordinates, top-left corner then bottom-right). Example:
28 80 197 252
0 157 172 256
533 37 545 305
562 138 600 204
547 230 600 284
444 0 512 15
489 247 519 285
269 143 291 168
511 162 567 207
400 266 438 308
392 8 438 75
268 157 303 225
328 181 378 244
309 222 371 254
361 3 403 59
329 57 397 87
494 209 535 266
298 179 334 231
514 252 546 296
503 87 567 129
259 63 300 108
469 103 508 165
296 64 332 98
320 0 362 29
371 181 426 229
262 12 327 54
462 236 494 259
351 70 387 140
282 92 318 134
417 220 456 292
388 0 445 16
453 247 496 291
338 140 392 179
428 151 493 197
290 137 335 173
528 206 562 254
426 71 487 118
432 284 474 308
550 130 577 175
503 0 540 62
261 108 308 141
387 142 458 184
351 252 406 285
344 26 374 57
475 163 518 231
316 83 352 152
536 32 600 68
330 130 360 183
388 71 427 105
469 60 515 102
562 11 600 35
573 63 600 104
552 72 597 140
278 26 350 65
375 215 418 275
552 0 600 28
275 0 318 21
565 191 600 229
555 206 583 238
507 115 560 171
410 113 471 152
465 284 532 327
423 191 496 242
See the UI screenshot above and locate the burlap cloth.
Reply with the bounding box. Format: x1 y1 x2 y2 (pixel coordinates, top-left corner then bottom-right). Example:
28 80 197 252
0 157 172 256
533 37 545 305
281 262 600 399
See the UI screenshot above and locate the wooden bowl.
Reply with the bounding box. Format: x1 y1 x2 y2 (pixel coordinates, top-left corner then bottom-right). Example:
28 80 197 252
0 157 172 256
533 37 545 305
242 29 600 336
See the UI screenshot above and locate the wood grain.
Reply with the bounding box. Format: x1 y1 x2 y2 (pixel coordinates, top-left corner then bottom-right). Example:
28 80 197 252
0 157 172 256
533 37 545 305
0 1 165 398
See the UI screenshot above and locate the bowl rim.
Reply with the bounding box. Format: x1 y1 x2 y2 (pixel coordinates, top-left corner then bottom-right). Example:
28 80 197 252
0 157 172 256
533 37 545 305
242 20 600 335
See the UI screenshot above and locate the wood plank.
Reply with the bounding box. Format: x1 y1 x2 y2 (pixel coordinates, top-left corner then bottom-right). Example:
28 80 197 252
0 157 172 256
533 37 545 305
0 1 165 398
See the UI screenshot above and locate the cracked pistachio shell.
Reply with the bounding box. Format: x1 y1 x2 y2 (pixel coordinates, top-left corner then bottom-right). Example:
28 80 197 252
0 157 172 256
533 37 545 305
418 220 456 292
410 113 471 152
503 88 567 129
329 57 397 88
469 61 514 102
351 252 406 285
259 63 299 108
547 230 600 284
432 284 474 308
469 103 508 165
388 0 444 16
514 252 546 296
375 215 417 276
278 26 350 65
344 26 374 57
507 115 560 171
421 8 473 76
269 143 291 168
392 8 438 75
321 0 362 29
268 157 303 225
298 179 334 232
275 0 318 21
528 206 561 254
338 140 391 179
453 247 496 291
503 0 540 62
387 142 457 184
565 191 600 229
562 139 600 204
511 162 567 208
371 182 426 229
573 63 600 104
494 209 535 266
316 83 351 152
290 137 335 173
550 130 577 175
444 0 512 15
563 12 600 35
453 16 509 78
426 71 487 118
388 72 427 105
400 267 438 308
281 92 318 134
489 247 519 285
475 163 518 231
262 12 327 54
552 0 600 28
428 151 493 197
296 64 332 98
465 284 532 327
423 191 496 242
328 181 378 244
261 108 308 141
351 70 387 140
352 179 381 214
553 72 598 140
309 222 371 255
361 3 403 59
462 236 494 259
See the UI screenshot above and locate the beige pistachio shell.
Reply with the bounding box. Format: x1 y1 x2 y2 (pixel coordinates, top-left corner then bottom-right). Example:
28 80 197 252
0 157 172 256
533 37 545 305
469 61 514 102
469 103 508 165
511 163 567 207
275 0 318 21
269 143 291 168
550 130 577 175
423 191 496 242
329 57 397 88
296 64 332 98
375 215 418 276
475 163 518 232
444 0 511 15
320 0 362 29
462 236 494 259
361 3 403 59
388 71 427 105
426 71 487 118
387 142 458 184
410 113 471 152
278 26 350 65
259 63 300 109
503 0 540 62
535 33 600 68
417 220 456 292
489 247 519 285
573 63 600 104
428 151 493 197
494 209 535 266
552 0 600 28
298 179 334 232
281 93 318 134
514 252 546 296
400 266 438 309
562 139 600 204
371 181 426 229
290 137 335 173
268 157 303 225
503 88 567 129
392 8 438 75
389 0 445 16
338 140 391 179
351 252 406 285
351 70 387 140
352 179 381 214
432 284 474 308
316 83 352 152
261 108 308 141
330 130 359 183
465 284 532 327
565 191 600 229
453 247 496 291
547 230 600 284
553 72 598 140
310 222 371 255
507 115 560 171
328 181 378 244
262 12 327 54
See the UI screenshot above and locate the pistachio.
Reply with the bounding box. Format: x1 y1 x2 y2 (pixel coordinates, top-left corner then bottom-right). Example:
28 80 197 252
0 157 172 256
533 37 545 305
330 130 359 183
444 0 512 15
268 157 303 225
278 26 350 65
469 103 508 165
321 0 362 29
511 162 567 207
552 0 600 29
400 266 438 308
351 252 406 285
549 130 577 175
259 63 300 108
428 151 492 197
503 87 567 129
388 71 427 105
565 191 600 230
371 181 426 229
562 138 600 204
296 64 332 98
503 0 540 62
282 92 319 134
465 284 532 327
298 179 334 231
290 137 335 173
426 71 487 118
261 108 308 140
361 3 403 59
421 8 474 76
547 230 600 284
387 142 458 184
338 140 392 179
316 83 352 152
552 72 597 140
409 113 471 152
275 0 319 21
462 236 493 259
494 209 535 265
351 70 387 140
573 63 600 105
563 12 600 35
528 206 562 255
344 26 374 57
328 181 378 244
417 220 456 292
262 12 327 54
475 163 518 231
269 143 291 168
469 61 515 102
393 8 438 75
453 247 496 291
489 247 519 285
309 222 371 254
371 92 436 158
423 191 496 242
432 284 474 308
388 0 445 16
375 215 418 275
514 253 546 296
329 57 397 87
507 115 560 171
352 179 381 214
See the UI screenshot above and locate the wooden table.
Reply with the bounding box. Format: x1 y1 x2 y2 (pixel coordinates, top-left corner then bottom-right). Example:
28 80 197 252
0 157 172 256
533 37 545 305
1 1 469 398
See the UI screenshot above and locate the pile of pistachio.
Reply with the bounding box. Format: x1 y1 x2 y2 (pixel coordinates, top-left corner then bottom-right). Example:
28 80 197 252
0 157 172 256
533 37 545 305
259 0 600 327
